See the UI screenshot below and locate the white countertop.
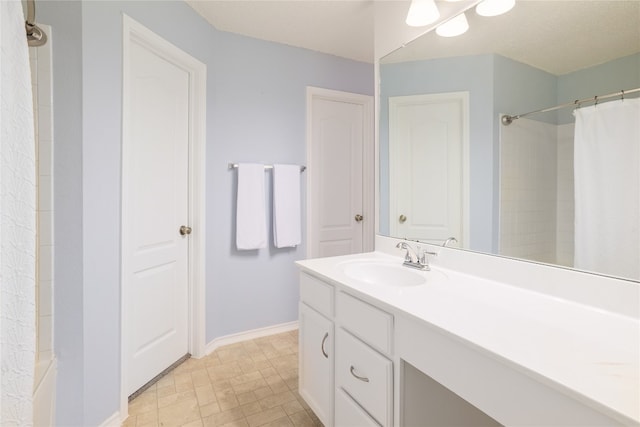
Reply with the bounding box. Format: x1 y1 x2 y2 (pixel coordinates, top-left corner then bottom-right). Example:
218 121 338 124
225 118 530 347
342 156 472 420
296 251 640 426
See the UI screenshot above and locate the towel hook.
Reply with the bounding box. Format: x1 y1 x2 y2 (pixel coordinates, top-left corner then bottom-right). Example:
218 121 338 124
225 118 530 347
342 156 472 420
594 95 598 106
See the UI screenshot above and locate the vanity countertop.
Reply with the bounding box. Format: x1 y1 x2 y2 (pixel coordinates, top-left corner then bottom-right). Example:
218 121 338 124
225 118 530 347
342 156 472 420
296 251 640 426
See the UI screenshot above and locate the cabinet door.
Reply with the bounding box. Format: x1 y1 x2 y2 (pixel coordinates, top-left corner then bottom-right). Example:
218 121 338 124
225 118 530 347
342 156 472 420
299 302 334 426
335 388 381 427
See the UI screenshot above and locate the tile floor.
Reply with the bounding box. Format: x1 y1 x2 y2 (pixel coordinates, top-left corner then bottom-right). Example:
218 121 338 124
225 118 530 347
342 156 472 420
124 330 322 427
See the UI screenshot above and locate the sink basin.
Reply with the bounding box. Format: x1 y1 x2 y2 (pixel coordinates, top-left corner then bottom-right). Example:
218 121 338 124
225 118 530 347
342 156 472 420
340 260 428 287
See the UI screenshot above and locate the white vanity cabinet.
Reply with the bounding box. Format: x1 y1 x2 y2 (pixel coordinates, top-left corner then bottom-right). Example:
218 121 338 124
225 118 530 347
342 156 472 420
299 271 395 427
299 273 335 426
335 291 394 427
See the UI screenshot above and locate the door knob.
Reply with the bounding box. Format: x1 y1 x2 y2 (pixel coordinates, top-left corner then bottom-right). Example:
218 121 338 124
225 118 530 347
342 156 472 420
179 225 192 236
399 214 407 223
354 214 364 222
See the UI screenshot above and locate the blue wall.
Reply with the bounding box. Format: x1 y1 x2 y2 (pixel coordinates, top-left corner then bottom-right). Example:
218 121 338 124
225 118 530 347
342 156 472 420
557 53 640 124
39 1 373 424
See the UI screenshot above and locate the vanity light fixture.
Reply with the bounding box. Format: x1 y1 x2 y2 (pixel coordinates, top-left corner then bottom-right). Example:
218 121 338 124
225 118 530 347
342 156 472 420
406 0 441 27
435 12 469 37
475 0 515 17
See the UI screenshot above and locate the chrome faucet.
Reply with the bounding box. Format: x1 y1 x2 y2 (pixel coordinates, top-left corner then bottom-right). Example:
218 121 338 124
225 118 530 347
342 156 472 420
442 237 458 247
396 242 437 271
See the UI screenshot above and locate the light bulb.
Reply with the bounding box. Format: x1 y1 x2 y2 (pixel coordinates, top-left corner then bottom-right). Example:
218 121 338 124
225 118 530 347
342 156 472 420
436 13 469 37
476 0 515 17
406 0 441 27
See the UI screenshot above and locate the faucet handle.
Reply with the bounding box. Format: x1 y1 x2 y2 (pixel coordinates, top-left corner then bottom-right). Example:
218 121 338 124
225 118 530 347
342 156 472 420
418 247 438 265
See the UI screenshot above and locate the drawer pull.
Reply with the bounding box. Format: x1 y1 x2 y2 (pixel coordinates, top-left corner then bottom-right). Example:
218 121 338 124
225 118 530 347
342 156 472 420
321 332 329 359
350 365 370 383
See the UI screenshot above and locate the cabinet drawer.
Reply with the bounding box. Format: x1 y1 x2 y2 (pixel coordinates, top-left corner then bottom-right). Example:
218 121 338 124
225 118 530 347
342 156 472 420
337 291 393 355
336 328 392 427
335 387 380 427
300 273 334 317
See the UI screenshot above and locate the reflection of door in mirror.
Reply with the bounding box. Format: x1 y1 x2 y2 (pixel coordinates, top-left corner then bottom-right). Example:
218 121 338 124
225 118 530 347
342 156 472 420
389 92 468 246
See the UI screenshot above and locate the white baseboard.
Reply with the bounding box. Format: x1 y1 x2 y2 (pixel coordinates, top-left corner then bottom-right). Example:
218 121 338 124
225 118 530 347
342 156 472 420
99 411 121 427
204 321 299 356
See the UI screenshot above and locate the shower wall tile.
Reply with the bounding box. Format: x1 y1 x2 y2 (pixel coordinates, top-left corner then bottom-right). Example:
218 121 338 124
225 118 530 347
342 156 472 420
30 29 55 364
500 117 558 263
556 123 575 267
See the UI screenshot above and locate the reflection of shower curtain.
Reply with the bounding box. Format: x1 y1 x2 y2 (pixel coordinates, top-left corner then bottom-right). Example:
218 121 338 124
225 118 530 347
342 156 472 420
574 98 640 281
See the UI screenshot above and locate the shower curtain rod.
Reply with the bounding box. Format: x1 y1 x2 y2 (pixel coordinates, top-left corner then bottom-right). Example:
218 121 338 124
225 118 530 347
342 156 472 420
25 0 47 47
501 87 640 125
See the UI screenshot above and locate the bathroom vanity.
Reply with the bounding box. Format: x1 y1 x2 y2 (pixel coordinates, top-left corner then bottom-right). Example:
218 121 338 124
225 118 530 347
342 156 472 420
296 237 640 427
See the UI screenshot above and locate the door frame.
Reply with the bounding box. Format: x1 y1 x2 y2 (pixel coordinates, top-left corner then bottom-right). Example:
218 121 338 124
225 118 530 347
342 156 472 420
120 15 207 418
305 86 375 258
388 91 470 246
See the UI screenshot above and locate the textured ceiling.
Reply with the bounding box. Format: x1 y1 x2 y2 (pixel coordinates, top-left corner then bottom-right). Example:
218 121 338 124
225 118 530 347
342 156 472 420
185 0 640 74
383 0 640 75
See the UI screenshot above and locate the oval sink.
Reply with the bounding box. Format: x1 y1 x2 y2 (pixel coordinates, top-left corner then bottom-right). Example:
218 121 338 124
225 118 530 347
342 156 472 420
341 261 428 287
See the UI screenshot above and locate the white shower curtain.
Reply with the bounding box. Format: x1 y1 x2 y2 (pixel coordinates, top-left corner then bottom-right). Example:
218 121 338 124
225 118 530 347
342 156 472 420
1 1 37 425
574 98 640 281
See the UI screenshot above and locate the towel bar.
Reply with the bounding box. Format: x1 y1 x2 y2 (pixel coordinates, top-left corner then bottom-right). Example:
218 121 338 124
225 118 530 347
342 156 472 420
228 163 306 172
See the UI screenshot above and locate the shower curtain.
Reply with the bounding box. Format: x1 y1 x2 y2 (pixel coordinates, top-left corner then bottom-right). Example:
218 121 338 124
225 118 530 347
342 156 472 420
1 0 37 425
574 98 640 281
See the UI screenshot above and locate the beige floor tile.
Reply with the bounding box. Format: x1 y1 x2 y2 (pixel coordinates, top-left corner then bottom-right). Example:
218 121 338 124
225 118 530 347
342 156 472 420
192 368 212 387
230 371 263 386
245 407 287 427
232 378 268 395
135 408 159 426
253 386 274 400
158 397 200 427
261 416 294 427
158 384 178 398
258 391 296 410
240 401 263 417
264 376 289 394
281 400 304 416
122 415 137 427
158 390 197 409
220 419 250 427
195 384 218 406
287 411 315 427
199 401 222 418
212 379 233 393
202 407 245 426
284 379 297 392
176 380 196 393
236 391 257 405
129 331 304 427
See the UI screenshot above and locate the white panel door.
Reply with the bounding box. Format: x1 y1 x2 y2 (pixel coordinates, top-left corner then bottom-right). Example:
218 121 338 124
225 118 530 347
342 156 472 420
123 38 190 395
309 89 372 258
389 93 468 246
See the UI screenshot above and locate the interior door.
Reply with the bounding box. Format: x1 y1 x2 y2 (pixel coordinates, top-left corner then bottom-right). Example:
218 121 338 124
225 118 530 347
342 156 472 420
123 36 190 395
389 93 468 246
308 89 372 258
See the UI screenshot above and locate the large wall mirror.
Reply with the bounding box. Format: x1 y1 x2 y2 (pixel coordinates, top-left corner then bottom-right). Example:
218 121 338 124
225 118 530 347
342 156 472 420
378 0 640 281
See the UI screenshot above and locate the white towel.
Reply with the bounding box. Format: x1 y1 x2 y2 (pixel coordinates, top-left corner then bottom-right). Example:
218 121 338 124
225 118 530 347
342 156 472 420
273 164 302 248
236 163 267 250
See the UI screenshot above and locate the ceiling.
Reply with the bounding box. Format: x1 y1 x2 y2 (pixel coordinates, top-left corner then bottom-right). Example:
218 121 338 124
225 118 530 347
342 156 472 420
185 0 640 74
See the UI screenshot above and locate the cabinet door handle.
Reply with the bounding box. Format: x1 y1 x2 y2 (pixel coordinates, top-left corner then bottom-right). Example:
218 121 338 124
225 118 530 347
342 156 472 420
321 332 329 359
350 365 369 382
